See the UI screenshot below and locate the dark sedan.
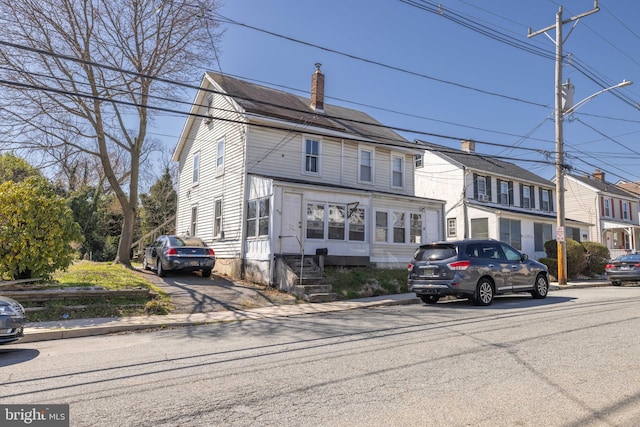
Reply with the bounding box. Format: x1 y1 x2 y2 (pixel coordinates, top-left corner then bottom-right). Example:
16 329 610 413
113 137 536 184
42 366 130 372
143 235 215 278
605 253 640 286
0 295 25 345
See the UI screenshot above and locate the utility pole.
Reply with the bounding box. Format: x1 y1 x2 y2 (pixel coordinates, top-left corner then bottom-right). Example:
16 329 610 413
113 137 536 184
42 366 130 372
528 2 599 286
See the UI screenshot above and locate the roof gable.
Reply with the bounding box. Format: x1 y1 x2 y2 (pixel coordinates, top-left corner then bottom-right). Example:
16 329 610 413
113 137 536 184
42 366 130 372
568 173 638 198
417 140 554 186
206 72 411 147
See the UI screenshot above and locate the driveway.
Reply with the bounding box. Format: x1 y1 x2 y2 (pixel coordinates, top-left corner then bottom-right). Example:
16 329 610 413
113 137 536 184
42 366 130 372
135 269 300 314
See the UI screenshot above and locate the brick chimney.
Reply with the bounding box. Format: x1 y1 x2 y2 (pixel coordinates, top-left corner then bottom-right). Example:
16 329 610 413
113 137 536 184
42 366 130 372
310 63 324 113
593 169 605 181
461 140 475 153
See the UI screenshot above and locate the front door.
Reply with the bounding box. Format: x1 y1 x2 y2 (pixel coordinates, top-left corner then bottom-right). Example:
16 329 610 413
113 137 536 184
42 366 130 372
281 192 303 254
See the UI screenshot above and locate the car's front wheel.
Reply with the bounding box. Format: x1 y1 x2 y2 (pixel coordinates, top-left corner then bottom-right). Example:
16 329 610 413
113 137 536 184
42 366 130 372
611 280 622 286
473 278 494 306
419 295 439 304
531 274 549 299
157 260 166 277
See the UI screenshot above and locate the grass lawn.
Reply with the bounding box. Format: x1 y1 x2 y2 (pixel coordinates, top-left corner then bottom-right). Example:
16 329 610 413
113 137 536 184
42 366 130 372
21 261 172 321
324 267 409 300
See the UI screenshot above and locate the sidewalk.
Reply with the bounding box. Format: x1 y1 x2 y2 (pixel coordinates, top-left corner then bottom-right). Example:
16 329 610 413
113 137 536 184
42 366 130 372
19 280 609 343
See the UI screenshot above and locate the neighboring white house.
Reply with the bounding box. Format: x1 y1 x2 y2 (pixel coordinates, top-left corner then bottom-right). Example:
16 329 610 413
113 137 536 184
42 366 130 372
414 139 590 260
172 66 445 286
563 169 640 259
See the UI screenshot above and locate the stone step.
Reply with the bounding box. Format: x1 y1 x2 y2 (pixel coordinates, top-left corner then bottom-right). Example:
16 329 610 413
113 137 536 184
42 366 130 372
303 293 338 303
293 283 333 294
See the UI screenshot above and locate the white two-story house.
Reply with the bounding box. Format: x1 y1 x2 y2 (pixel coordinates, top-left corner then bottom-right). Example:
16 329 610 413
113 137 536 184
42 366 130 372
563 169 640 259
172 66 445 287
414 140 590 260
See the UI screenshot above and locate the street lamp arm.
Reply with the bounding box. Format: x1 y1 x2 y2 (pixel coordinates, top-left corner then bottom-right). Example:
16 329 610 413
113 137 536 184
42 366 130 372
564 80 633 115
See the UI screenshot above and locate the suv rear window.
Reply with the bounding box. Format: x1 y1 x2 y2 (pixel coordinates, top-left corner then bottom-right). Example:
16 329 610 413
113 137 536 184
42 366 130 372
415 244 457 261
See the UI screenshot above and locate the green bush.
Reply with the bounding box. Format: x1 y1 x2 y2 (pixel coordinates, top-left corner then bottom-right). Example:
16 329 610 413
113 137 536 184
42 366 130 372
539 258 557 280
544 239 557 258
0 178 83 279
543 238 587 280
566 239 586 279
582 241 610 277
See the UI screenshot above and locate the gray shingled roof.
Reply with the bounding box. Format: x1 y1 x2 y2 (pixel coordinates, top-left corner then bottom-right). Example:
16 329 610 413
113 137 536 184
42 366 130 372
416 140 554 186
568 173 637 198
207 72 411 147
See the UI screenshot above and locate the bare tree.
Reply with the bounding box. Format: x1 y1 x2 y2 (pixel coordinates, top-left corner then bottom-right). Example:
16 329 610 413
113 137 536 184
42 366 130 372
0 0 222 265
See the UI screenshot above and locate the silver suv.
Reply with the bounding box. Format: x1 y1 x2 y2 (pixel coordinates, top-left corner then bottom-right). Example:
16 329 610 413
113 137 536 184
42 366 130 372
407 240 549 306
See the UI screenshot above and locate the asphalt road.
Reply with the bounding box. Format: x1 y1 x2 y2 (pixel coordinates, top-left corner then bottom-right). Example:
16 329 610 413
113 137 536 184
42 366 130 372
2 286 640 426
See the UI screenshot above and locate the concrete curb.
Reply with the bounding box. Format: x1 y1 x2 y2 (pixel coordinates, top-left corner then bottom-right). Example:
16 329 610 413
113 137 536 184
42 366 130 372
19 281 609 343
20 295 422 343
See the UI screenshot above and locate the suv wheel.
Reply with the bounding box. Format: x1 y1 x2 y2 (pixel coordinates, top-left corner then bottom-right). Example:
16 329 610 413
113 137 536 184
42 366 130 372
531 274 549 299
420 295 440 304
474 278 494 306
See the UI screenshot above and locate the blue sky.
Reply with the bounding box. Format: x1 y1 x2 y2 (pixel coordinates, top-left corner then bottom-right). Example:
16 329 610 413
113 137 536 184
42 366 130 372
154 0 640 184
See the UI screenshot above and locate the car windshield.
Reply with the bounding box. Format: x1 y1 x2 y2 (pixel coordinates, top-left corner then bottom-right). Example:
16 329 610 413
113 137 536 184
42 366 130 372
614 254 640 263
415 245 457 261
168 236 207 247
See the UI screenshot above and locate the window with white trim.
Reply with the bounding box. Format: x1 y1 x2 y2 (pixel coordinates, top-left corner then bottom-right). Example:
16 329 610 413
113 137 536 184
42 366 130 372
391 156 404 188
216 138 225 176
246 197 270 238
541 189 551 212
306 203 325 239
190 206 198 236
213 198 222 238
192 152 200 185
410 213 422 244
306 203 367 241
622 201 630 220
603 198 611 217
415 153 424 168
477 176 487 199
349 208 365 241
359 148 373 183
522 186 531 209
499 181 509 205
303 137 320 175
375 211 388 242
447 218 457 237
328 205 346 240
393 211 405 243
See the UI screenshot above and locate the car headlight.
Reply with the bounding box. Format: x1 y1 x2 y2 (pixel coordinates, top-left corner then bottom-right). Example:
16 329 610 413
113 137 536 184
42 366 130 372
0 304 22 316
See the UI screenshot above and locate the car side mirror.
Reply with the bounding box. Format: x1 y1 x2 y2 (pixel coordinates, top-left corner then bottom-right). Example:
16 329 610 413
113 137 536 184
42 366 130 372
521 253 528 261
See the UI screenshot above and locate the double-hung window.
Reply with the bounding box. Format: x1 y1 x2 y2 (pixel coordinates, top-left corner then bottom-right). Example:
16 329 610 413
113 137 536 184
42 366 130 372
359 148 373 183
213 198 222 238
216 138 225 176
541 189 551 212
622 201 630 220
391 156 404 188
303 137 320 175
603 198 611 217
522 186 531 209
192 153 200 185
246 197 270 238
